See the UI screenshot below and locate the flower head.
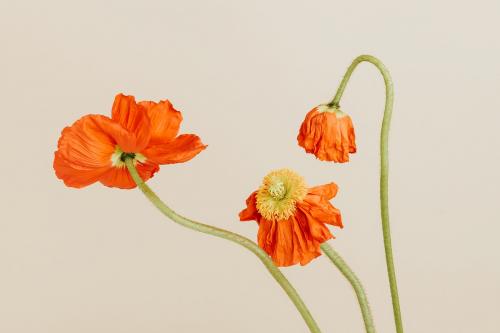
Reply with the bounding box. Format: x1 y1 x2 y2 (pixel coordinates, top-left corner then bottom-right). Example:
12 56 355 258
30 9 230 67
54 93 206 189
239 169 343 267
297 104 356 163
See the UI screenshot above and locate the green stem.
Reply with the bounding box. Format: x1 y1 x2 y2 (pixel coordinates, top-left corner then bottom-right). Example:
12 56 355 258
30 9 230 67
330 55 404 333
124 158 322 333
320 243 376 333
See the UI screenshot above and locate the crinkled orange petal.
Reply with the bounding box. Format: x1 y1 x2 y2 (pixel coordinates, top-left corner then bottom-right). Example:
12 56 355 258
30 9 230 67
274 218 296 265
295 209 332 264
142 134 206 165
301 187 343 228
239 192 259 221
296 207 335 242
297 108 322 153
257 218 279 261
304 199 342 228
54 114 123 188
297 109 315 141
111 93 151 152
343 116 356 153
54 152 111 188
257 214 330 267
139 100 182 144
297 107 356 162
308 182 338 200
99 162 160 189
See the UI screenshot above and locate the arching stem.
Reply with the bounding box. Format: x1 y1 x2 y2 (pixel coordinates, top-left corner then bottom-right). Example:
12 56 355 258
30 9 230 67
125 158 322 333
330 55 404 333
320 243 376 333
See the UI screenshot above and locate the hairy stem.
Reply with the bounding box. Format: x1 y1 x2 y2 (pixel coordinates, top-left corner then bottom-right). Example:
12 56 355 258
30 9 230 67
320 243 376 333
125 158 322 333
330 54 403 333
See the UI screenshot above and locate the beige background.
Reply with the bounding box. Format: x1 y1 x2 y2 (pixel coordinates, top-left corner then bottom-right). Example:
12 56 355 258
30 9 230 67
1 0 499 332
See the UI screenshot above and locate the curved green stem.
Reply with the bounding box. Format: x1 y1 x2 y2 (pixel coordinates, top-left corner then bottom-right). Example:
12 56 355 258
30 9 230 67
124 158 322 333
330 55 403 333
320 243 376 333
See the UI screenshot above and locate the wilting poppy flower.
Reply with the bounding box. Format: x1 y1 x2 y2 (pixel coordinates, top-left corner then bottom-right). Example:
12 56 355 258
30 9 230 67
297 104 356 162
54 93 206 189
239 169 343 266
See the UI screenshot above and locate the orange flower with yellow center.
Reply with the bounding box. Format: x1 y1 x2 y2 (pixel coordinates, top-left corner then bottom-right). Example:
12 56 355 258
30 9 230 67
239 169 343 267
297 104 356 162
53 93 206 189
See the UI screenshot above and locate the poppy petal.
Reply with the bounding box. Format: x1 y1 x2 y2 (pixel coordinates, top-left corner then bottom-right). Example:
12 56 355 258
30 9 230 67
297 108 323 154
54 115 120 188
297 106 356 162
294 210 331 265
301 193 343 228
274 218 296 265
54 152 111 188
111 94 151 151
257 215 327 267
142 134 206 165
139 100 182 144
99 161 160 189
308 182 338 200
239 192 259 221
297 207 335 241
257 219 278 260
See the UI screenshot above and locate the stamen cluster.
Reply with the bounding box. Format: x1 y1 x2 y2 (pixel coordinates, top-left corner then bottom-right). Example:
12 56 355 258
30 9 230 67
256 169 307 221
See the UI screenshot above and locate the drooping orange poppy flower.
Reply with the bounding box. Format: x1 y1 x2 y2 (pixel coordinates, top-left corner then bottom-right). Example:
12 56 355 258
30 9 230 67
297 104 356 162
54 93 206 189
239 169 343 267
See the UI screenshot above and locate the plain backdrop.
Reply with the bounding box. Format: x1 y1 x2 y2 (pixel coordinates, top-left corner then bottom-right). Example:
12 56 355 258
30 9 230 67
1 1 499 332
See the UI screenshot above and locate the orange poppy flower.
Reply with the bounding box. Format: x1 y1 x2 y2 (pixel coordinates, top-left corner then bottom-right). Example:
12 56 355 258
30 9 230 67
239 169 343 267
54 93 206 189
297 104 356 162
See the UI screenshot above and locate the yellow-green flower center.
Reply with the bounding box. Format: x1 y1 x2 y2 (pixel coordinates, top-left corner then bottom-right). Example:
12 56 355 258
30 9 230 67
111 146 146 167
256 169 307 221
268 180 286 200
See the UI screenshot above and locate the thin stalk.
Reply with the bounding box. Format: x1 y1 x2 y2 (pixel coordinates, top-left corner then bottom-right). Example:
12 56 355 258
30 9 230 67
125 158 322 333
320 243 376 333
329 54 404 333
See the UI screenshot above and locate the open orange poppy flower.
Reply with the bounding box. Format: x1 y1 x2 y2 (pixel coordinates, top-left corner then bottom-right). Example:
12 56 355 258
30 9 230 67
297 104 356 163
239 169 343 267
54 93 206 189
